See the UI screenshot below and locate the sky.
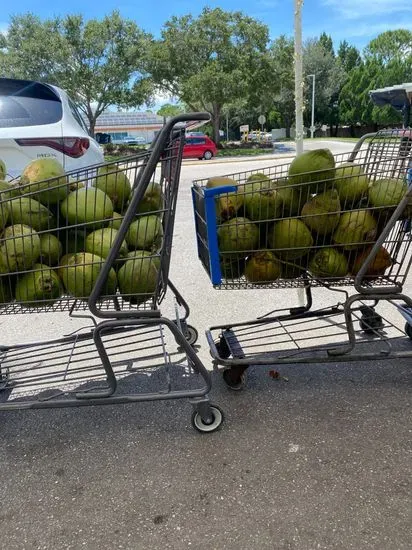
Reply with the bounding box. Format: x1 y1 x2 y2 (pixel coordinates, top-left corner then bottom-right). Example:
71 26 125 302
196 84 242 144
1 0 412 50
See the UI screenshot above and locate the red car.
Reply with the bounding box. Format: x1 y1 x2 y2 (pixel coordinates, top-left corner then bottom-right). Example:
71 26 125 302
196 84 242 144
183 135 217 160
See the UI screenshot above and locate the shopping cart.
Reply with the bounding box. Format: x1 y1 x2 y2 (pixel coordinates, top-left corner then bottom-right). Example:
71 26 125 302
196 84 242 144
192 128 412 390
0 113 224 433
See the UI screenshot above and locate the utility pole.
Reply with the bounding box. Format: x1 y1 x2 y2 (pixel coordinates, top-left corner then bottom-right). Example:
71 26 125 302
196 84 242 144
308 74 316 138
294 0 304 155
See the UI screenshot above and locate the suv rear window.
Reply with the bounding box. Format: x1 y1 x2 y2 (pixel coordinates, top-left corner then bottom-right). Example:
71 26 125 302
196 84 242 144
0 78 62 128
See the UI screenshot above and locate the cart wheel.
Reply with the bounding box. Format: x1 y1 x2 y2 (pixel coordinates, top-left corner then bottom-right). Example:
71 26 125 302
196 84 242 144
359 319 377 335
223 368 247 391
185 325 198 345
211 338 231 359
405 322 412 340
191 404 224 433
360 308 383 335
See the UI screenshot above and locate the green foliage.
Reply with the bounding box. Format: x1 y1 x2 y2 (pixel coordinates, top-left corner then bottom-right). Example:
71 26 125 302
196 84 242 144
319 32 334 56
337 40 362 72
365 29 412 63
147 7 270 143
0 11 154 134
303 37 346 129
156 104 184 118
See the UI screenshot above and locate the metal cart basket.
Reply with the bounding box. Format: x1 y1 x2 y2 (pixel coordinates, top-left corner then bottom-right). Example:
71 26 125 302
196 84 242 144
192 128 412 390
0 113 223 433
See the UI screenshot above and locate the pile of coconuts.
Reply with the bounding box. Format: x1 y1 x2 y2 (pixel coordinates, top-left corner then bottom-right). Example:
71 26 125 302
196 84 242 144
0 157 164 308
207 148 408 284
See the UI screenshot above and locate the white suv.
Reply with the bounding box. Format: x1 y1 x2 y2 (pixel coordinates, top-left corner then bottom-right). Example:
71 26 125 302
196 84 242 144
0 78 104 180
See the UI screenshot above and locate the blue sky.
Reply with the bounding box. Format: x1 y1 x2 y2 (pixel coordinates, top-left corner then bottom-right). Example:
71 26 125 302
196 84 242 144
2 0 412 51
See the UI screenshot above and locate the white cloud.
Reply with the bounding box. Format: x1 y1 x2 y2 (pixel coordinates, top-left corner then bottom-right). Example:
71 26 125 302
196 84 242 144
323 0 412 19
0 22 8 36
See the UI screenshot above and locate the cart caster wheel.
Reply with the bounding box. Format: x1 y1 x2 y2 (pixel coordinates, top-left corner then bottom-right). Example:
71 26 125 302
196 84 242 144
405 322 412 340
223 369 246 391
360 320 377 335
185 325 198 345
211 338 231 359
359 307 383 334
191 404 224 433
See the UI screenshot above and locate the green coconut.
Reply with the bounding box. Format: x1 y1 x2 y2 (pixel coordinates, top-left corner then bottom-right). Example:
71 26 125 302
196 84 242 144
206 176 243 220
288 148 336 193
0 180 21 200
8 197 55 231
0 187 9 231
95 165 131 211
60 188 114 228
136 181 164 215
309 248 348 278
368 178 407 209
85 228 128 260
243 178 284 222
108 212 123 230
58 252 117 298
218 217 259 259
269 219 313 259
244 251 282 283
39 234 63 266
301 189 341 235
15 263 62 305
126 215 163 251
117 251 159 304
19 158 68 204
0 224 41 273
333 210 377 250
274 178 305 217
126 250 161 270
334 162 369 207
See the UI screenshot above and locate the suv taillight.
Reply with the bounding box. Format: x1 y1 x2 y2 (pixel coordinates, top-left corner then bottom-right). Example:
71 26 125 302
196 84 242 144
15 137 90 158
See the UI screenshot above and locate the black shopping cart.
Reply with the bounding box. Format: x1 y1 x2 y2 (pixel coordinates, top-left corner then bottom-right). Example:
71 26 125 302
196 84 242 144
0 113 224 433
192 128 412 390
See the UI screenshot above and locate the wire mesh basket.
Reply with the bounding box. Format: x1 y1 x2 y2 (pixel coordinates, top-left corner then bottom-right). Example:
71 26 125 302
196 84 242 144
192 129 412 292
0 123 184 316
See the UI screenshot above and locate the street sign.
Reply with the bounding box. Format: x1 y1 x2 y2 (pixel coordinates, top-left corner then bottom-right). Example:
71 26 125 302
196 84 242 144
258 115 266 125
239 124 249 133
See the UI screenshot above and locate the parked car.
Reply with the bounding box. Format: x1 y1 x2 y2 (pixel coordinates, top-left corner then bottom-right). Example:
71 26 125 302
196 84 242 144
123 136 146 145
0 78 104 179
183 135 217 160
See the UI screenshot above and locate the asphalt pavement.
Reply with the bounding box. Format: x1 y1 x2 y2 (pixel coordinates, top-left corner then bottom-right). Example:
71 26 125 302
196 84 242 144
1 140 411 549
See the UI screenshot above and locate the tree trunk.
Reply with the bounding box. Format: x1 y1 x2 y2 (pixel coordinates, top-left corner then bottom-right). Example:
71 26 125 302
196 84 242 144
284 114 291 138
88 119 96 137
212 103 221 144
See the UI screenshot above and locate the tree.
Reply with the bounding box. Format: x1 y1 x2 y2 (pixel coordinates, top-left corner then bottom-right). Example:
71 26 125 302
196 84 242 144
147 7 270 143
337 40 361 72
267 36 295 137
319 32 334 56
303 38 346 133
1 12 154 134
156 104 184 118
365 29 412 63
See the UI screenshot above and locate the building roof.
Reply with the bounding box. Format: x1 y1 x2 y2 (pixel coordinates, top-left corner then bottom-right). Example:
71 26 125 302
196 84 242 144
95 111 164 127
